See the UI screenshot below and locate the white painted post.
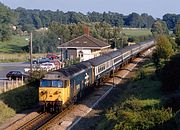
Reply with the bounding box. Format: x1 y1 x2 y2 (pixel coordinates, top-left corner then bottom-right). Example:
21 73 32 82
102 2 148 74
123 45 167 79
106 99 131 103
3 81 6 92
21 76 23 86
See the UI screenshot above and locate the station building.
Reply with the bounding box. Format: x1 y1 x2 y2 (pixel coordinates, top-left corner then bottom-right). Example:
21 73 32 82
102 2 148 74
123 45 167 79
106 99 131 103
57 34 111 62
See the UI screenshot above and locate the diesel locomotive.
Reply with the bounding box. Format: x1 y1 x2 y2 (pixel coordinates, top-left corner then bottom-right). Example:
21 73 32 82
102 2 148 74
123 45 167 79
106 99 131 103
39 40 155 112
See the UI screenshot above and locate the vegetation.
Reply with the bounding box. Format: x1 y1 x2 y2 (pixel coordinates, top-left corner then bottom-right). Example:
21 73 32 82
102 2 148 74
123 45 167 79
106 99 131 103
0 3 17 41
0 3 156 54
0 53 45 62
151 20 169 36
106 98 172 130
0 85 38 124
0 35 28 53
15 8 155 31
0 85 38 113
175 21 180 46
0 101 16 124
163 13 180 31
123 28 152 37
160 53 180 92
152 35 174 70
96 59 180 130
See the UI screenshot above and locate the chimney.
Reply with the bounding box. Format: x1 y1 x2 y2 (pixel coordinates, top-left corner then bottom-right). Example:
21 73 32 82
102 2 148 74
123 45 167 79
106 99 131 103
83 25 90 36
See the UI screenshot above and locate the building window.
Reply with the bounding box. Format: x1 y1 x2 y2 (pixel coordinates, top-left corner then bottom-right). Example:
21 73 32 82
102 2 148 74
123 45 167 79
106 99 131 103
79 51 83 58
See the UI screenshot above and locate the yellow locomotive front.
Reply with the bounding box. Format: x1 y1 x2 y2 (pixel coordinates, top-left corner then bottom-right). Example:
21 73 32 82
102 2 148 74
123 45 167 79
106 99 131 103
39 78 71 112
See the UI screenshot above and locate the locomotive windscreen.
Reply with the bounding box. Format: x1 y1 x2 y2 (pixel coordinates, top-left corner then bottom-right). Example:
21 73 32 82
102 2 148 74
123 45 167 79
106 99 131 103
40 79 63 88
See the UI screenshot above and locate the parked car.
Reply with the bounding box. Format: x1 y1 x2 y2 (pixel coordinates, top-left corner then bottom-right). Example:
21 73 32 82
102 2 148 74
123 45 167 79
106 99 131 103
24 65 41 73
33 57 50 64
40 62 56 71
50 59 62 69
6 70 29 80
46 53 59 60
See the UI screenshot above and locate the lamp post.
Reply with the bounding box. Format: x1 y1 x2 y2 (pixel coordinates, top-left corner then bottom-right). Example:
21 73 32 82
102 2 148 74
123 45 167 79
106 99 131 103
113 65 115 87
58 38 63 62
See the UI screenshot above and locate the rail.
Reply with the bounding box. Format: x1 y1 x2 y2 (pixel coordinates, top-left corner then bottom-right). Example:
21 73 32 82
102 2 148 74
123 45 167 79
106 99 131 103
17 113 57 130
39 104 75 130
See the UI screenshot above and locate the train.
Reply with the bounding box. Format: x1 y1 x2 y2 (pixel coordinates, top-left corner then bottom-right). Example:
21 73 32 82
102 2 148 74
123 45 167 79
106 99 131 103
39 40 155 112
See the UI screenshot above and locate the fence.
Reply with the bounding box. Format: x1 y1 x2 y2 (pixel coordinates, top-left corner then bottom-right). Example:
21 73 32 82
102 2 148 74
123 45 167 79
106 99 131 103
0 79 24 94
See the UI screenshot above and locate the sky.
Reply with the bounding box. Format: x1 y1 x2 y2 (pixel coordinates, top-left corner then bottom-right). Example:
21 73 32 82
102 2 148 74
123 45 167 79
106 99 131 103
0 0 180 18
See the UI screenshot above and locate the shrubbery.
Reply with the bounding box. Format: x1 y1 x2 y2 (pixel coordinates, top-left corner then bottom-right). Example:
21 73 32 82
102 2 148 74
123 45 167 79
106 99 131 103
28 70 46 86
0 85 38 113
106 97 172 130
160 54 180 91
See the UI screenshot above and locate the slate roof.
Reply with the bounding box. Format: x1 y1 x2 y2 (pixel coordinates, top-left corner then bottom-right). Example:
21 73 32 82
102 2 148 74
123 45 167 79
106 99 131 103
58 34 110 49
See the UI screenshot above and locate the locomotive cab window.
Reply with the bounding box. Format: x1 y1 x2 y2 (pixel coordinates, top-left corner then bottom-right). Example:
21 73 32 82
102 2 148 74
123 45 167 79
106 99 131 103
40 79 64 88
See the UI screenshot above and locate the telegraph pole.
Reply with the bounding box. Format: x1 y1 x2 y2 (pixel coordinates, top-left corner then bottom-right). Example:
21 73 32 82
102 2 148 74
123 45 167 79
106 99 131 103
30 32 32 73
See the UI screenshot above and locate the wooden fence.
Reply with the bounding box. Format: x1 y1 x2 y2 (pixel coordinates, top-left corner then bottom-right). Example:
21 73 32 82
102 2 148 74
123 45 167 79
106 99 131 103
0 79 24 94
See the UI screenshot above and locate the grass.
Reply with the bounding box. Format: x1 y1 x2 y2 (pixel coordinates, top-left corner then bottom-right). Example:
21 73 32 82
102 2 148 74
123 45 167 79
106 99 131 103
123 28 152 37
0 101 16 124
0 53 47 62
0 85 38 124
0 35 47 62
0 35 29 53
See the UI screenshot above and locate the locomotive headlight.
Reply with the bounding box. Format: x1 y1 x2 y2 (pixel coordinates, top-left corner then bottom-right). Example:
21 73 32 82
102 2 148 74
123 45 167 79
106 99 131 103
40 90 46 95
49 91 52 94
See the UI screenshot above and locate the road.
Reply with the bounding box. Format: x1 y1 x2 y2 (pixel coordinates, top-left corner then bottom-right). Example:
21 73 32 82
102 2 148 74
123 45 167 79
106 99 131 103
0 62 30 79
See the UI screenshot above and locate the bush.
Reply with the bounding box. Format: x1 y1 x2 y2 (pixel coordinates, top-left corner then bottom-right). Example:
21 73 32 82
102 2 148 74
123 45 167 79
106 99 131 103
106 98 173 130
160 54 180 91
175 110 180 129
0 86 38 112
28 70 46 86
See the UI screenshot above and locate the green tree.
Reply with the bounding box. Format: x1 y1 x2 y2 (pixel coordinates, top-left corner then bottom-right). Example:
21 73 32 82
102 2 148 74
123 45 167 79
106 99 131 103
161 53 180 91
0 2 17 41
0 24 12 41
175 21 180 46
152 35 174 70
151 20 169 36
125 12 144 28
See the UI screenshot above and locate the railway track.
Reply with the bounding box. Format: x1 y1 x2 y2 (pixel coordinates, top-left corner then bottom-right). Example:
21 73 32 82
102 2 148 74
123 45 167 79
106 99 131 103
17 112 57 130
38 104 75 130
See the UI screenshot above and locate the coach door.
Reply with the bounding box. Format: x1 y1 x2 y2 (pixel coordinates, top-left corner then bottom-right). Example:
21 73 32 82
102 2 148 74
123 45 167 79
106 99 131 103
91 66 95 83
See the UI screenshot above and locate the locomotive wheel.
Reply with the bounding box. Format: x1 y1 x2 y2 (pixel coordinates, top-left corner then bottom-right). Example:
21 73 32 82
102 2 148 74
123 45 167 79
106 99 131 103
55 104 60 113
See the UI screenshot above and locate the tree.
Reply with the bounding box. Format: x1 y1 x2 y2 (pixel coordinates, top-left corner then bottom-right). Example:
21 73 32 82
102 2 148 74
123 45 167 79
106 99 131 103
152 35 174 70
161 54 180 91
141 13 155 28
175 21 180 46
151 20 169 36
124 12 144 28
0 2 17 41
0 24 12 41
163 13 180 31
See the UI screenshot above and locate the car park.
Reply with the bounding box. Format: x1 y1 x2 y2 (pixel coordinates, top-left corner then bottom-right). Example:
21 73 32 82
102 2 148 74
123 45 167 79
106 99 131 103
6 70 29 80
